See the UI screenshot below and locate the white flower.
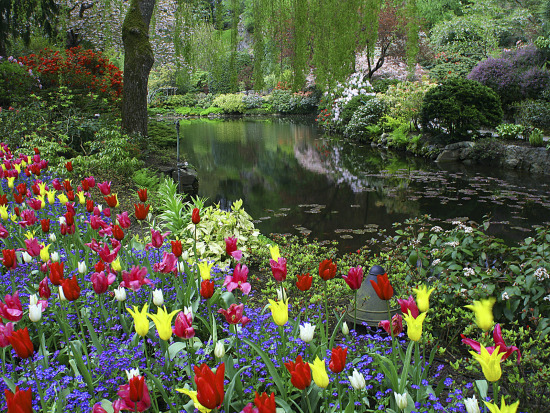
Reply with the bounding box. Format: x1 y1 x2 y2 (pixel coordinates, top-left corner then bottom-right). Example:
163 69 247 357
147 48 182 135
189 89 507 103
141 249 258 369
544 294 550 302
58 286 67 301
394 391 408 410
464 395 480 413
214 341 225 358
22 251 32 264
299 323 316 343
59 217 66 226
114 286 126 302
534 267 549 281
152 289 164 306
78 261 87 274
125 368 140 381
29 294 39 306
277 288 287 301
342 322 349 335
49 233 57 243
501 291 510 300
50 251 59 262
177 261 186 273
463 226 473 234
432 259 441 266
29 303 42 322
463 267 475 277
444 241 459 248
348 369 366 390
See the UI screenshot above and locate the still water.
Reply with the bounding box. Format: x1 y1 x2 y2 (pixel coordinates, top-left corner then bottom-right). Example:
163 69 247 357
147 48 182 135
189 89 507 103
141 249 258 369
174 117 550 252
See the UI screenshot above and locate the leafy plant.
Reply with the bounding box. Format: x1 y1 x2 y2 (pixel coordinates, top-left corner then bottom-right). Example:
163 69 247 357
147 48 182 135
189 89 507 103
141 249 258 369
212 93 246 114
133 168 160 191
496 123 525 140
343 98 388 140
529 128 544 147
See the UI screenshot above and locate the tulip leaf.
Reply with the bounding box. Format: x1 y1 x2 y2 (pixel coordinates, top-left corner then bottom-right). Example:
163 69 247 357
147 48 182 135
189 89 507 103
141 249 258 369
274 396 293 412
81 310 104 355
242 337 287 398
475 379 488 400
344 398 355 413
168 342 187 360
220 291 237 308
69 341 95 395
146 368 178 413
224 365 248 413
2 376 15 392
329 311 347 350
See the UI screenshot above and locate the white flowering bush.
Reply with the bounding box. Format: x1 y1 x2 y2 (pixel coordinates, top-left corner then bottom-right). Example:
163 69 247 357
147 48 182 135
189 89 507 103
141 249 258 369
343 98 388 140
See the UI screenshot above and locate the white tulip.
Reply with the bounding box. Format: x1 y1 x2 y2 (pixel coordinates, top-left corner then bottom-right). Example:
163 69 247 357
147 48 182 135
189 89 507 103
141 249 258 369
59 217 66 226
29 303 42 322
464 396 480 413
114 286 127 302
152 289 164 306
50 251 59 262
29 294 38 306
49 233 57 242
177 261 186 273
394 392 408 410
22 251 32 263
184 306 193 316
348 369 366 390
299 322 316 343
125 368 140 381
342 322 349 335
58 286 67 301
214 341 225 358
277 287 287 301
78 261 87 274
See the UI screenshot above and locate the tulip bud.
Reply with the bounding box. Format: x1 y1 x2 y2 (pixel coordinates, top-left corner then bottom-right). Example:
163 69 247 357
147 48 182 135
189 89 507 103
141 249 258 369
50 251 59 262
177 261 186 273
214 341 225 358
29 294 38 306
114 286 127 302
299 322 316 343
277 287 287 301
22 251 32 263
78 261 87 274
152 289 164 306
49 233 57 243
464 396 480 413
58 286 67 301
191 208 200 225
348 369 366 390
342 322 349 335
394 392 408 410
29 303 42 322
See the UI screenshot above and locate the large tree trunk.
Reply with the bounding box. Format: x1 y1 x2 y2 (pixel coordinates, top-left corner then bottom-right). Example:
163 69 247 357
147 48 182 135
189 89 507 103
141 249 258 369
122 0 155 136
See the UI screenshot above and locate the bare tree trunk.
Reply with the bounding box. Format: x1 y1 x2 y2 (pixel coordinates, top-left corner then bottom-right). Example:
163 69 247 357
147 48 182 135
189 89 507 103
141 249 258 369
122 0 155 136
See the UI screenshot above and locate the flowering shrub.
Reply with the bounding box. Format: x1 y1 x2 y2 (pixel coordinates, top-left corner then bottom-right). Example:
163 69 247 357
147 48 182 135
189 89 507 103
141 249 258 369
241 93 264 109
343 98 388 140
467 58 520 105
0 56 42 107
18 47 123 106
269 89 318 114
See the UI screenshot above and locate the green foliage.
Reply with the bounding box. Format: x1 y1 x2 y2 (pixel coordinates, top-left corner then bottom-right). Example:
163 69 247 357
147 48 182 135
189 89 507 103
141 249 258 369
270 89 318 114
164 93 200 108
147 121 177 147
428 53 481 83
340 95 374 125
212 93 246 113
495 123 525 140
343 97 388 140
529 127 545 146
199 106 224 116
469 138 506 164
0 57 42 106
370 78 402 94
133 168 160 191
514 99 550 133
421 77 503 140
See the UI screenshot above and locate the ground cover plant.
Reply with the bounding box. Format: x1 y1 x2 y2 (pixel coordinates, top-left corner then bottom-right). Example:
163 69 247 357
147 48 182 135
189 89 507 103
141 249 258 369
0 143 544 413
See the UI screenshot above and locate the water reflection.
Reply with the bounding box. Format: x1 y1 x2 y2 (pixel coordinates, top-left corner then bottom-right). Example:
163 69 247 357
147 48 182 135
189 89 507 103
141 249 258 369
170 117 550 252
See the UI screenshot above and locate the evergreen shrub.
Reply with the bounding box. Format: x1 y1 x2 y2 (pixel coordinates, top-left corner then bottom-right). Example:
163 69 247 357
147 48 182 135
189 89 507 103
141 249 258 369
421 77 502 140
343 97 388 140
514 99 550 132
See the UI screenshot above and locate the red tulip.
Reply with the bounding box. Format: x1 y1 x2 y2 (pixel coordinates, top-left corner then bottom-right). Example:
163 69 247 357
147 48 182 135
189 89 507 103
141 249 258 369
319 259 337 281
31 182 40 196
97 181 111 195
217 303 251 326
104 194 118 208
114 374 151 412
39 277 51 299
194 363 225 409
49 262 65 286
370 273 393 300
64 211 74 226
112 225 124 241
192 208 200 225
379 314 403 336
5 386 33 413
134 203 150 221
16 183 26 196
95 260 105 272
61 275 80 301
398 295 419 319
171 240 182 257
329 345 348 373
13 193 24 204
284 355 311 390
343 266 363 290
67 190 75 201
173 311 195 339
137 188 147 202
2 249 17 269
65 161 73 172
461 323 521 363
86 199 94 213
81 179 90 191
270 257 287 282
254 391 276 413
296 273 312 291
129 376 145 402
7 327 34 359
0 194 8 206
63 179 72 192
41 218 50 233
200 279 215 299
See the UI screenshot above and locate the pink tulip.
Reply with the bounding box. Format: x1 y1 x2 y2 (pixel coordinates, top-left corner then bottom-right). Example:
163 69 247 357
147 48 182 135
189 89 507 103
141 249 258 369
461 324 521 363
343 266 363 290
270 257 287 282
0 291 23 322
153 252 177 274
223 264 251 295
173 311 195 339
120 266 152 291
398 295 419 319
379 314 403 336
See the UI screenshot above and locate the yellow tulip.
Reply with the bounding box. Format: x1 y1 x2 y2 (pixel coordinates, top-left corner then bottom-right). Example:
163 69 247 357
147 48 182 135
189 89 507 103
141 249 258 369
268 299 288 326
14 164 21 173
0 205 7 220
127 304 150 337
269 245 280 261
465 297 496 331
308 357 329 388
412 284 435 313
46 190 56 204
7 177 15 189
39 243 51 262
484 396 520 413
111 258 122 272
176 389 211 413
148 306 180 341
37 195 45 209
470 344 505 382
57 194 68 205
76 191 86 205
38 182 47 195
197 261 214 280
403 310 427 342
24 231 36 240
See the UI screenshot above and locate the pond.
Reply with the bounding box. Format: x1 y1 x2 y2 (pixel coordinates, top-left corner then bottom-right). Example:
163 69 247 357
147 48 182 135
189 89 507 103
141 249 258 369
170 117 550 253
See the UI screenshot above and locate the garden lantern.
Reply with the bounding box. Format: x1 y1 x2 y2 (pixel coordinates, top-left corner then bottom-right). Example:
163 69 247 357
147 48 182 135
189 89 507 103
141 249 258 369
346 265 398 327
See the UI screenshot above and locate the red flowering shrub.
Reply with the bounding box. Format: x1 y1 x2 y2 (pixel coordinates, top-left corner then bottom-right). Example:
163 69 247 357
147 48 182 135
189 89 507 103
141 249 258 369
18 47 122 106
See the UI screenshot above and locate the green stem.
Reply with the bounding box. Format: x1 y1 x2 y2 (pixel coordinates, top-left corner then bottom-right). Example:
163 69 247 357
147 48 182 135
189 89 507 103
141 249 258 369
29 358 48 413
387 301 396 366
354 289 358 331
492 381 499 404
36 323 48 368
187 338 195 385
73 301 90 361
324 281 329 348
304 388 313 413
